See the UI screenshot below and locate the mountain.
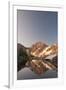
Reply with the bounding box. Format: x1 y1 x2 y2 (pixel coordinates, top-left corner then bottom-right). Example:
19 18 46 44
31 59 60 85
31 42 58 58
30 42 48 57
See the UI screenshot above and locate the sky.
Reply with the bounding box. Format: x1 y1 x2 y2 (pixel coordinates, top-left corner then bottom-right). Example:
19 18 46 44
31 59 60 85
17 10 58 47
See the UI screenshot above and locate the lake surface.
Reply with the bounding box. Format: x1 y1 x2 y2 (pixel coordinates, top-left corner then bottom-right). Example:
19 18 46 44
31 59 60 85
17 67 57 80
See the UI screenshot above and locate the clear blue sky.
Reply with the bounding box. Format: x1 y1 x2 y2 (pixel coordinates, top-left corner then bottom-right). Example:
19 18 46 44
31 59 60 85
17 10 58 47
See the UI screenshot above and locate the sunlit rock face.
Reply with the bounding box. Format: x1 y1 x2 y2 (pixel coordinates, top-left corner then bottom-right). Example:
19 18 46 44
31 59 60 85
31 42 58 58
30 42 48 57
17 42 58 75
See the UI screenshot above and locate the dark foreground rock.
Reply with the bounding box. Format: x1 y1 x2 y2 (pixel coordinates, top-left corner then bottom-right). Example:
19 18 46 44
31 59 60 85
17 43 29 71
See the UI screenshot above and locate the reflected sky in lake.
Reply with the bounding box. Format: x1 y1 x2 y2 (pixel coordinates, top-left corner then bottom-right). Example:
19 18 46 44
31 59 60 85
17 68 57 80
